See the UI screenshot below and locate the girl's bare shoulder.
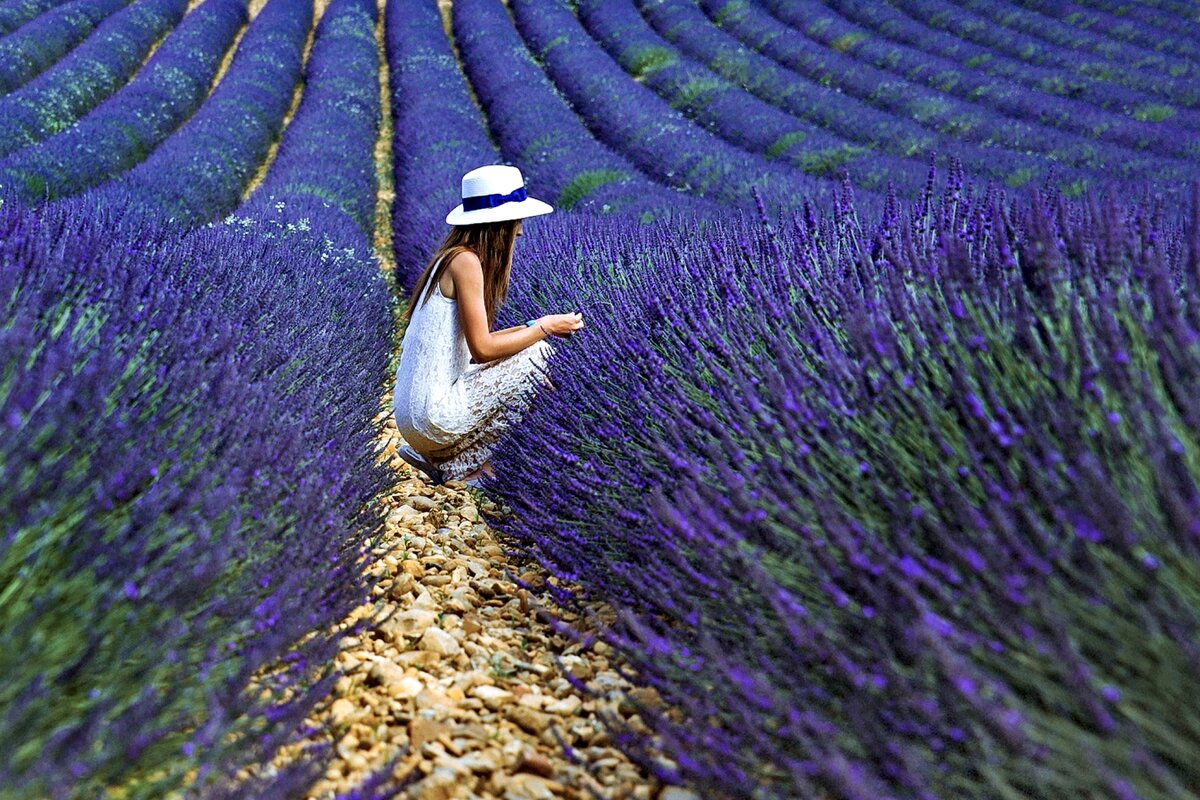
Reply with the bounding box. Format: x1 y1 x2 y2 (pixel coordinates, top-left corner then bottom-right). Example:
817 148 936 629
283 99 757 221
447 248 481 269
443 249 483 300
446 249 483 281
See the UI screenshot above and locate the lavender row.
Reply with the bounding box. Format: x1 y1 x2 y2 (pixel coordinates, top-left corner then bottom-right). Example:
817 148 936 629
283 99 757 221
807 0 1200 135
1067 0 1200 51
87 0 310 226
485 178 1200 798
0 0 186 159
1009 0 1200 63
705 0 1198 182
508 0 846 215
240 0 379 248
0 0 128 95
947 0 1198 82
758 0 1200 153
0 0 64 35
0 0 246 204
0 195 394 797
576 0 930 197
385 0 499 292
451 0 722 233
889 0 1200 108
635 0 1097 195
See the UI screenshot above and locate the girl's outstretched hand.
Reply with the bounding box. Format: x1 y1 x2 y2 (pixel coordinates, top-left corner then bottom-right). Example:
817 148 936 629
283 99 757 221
540 312 584 337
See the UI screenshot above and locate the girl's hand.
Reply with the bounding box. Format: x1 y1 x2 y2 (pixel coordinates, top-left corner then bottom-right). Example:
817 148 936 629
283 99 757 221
540 312 584 337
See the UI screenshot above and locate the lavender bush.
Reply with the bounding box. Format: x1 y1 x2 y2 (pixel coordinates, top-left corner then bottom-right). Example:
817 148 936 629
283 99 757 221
507 0 843 213
1061 0 1200 57
702 0 1194 181
577 0 930 195
385 0 499 292
886 0 1199 107
449 0 720 230
752 0 1200 160
0 0 65 35
785 0 1200 135
633 0 1089 194
0 0 128 94
482 174 1200 798
86 0 309 225
0 194 394 798
240 0 380 248
1023 0 1200 61
0 0 186 158
948 0 1197 84
0 0 246 204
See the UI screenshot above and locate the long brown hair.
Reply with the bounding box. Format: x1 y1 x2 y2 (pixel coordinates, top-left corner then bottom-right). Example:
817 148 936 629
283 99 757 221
403 219 521 329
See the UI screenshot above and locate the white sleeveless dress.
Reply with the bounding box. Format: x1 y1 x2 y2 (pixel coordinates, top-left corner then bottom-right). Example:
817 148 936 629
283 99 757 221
392 264 555 482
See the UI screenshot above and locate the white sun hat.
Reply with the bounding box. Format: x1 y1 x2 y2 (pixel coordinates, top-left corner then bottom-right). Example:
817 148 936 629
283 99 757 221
445 164 554 225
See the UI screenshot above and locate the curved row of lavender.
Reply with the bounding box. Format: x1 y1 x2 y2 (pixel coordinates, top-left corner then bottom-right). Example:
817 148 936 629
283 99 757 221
0 0 401 794
0 0 127 95
1025 0 1200 61
386 0 499 292
576 0 931 195
0 0 247 203
1058 0 1200 57
484 175 1200 798
84 0 310 226
628 0 1093 194
507 0 847 214
810 0 1200 127
449 0 722 233
951 0 1197 85
705 0 1192 181
739 0 1200 163
0 0 185 159
238 0 381 247
0 0 64 35
886 0 1198 107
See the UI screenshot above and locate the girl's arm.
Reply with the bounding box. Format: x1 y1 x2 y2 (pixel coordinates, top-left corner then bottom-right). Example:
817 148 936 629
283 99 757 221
452 251 549 362
493 324 526 335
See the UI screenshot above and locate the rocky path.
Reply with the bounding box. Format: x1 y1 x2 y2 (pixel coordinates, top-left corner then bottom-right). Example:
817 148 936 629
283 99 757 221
262 4 693 795
266 409 689 800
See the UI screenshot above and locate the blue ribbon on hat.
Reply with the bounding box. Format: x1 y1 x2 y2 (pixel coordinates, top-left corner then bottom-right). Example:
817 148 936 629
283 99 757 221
462 185 528 212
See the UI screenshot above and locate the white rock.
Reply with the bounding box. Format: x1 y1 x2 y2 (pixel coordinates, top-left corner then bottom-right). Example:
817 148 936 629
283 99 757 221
388 505 422 523
329 698 355 725
379 608 438 640
517 693 550 710
419 627 462 656
545 695 582 716
408 495 437 511
406 767 461 800
368 660 406 688
412 589 439 610
458 748 503 773
469 685 514 710
390 674 425 699
503 773 557 800
390 571 417 597
659 790 702 800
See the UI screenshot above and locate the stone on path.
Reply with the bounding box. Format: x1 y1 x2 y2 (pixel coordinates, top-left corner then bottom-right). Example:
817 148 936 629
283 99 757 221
507 706 553 736
418 626 462 656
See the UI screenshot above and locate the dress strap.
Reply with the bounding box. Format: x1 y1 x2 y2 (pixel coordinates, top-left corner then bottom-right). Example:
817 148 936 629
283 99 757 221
421 252 449 305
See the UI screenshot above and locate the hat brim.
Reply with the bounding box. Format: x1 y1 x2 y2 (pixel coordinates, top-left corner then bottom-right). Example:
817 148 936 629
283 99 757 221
446 196 554 226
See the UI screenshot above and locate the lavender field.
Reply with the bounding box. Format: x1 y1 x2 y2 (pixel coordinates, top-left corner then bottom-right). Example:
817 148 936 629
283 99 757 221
2 0 1199 798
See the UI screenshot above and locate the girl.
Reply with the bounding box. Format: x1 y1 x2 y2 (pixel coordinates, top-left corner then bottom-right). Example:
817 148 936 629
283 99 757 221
393 164 584 488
